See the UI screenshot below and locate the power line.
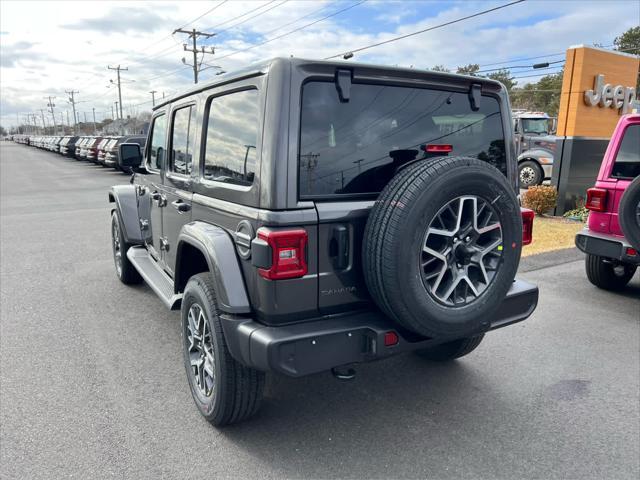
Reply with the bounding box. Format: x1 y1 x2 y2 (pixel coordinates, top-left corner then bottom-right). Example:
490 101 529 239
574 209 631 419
215 0 368 61
258 2 332 38
511 67 564 80
477 59 564 74
202 0 278 31
324 0 526 60
214 0 286 36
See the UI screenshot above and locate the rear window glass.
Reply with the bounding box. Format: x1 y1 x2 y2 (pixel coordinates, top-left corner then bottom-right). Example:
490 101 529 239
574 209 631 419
612 124 640 179
299 82 506 198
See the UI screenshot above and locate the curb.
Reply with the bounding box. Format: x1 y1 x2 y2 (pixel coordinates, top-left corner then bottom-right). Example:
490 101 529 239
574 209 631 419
519 247 584 273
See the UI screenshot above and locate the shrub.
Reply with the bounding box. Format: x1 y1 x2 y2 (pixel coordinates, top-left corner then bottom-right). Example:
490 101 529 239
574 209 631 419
522 185 558 215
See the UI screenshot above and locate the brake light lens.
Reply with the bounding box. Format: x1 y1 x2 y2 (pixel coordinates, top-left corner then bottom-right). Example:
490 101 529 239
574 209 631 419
423 144 453 153
257 228 308 280
585 188 608 212
521 208 534 246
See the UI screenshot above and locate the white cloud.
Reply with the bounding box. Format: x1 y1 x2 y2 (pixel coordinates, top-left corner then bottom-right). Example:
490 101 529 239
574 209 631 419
1 0 638 128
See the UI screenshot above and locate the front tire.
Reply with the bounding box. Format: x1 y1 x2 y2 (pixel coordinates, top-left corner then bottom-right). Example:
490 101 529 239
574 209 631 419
414 334 484 361
182 273 265 426
111 211 142 284
585 254 636 291
519 160 543 188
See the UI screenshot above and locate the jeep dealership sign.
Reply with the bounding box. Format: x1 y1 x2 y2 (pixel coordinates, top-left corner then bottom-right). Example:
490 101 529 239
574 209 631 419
584 74 636 114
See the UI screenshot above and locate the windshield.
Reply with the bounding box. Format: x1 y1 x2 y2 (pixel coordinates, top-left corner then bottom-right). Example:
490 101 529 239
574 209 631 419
521 118 549 135
299 81 506 197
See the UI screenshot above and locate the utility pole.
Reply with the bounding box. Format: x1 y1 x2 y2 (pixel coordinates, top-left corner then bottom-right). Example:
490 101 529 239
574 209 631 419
84 112 87 125
59 112 64 133
149 90 157 106
66 90 79 134
107 65 127 120
92 107 97 134
115 101 119 120
39 109 46 134
66 110 70 128
173 28 215 84
44 96 57 134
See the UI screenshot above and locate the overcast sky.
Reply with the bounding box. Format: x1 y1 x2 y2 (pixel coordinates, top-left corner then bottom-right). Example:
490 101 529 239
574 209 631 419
1 0 638 129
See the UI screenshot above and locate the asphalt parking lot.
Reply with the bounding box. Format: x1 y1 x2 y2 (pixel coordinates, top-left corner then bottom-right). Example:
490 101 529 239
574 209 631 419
1 142 639 480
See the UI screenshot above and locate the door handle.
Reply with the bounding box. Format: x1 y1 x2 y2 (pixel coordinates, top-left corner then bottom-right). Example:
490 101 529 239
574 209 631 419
171 199 191 213
151 191 167 207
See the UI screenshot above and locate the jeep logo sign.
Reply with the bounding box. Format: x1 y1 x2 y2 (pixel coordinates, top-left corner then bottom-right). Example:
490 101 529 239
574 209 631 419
584 74 636 114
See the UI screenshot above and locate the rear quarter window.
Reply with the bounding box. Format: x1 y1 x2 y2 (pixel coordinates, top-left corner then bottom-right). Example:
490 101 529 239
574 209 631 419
299 81 506 198
611 123 640 179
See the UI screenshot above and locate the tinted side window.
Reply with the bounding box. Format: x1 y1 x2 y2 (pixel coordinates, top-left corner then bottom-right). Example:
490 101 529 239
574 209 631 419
170 106 196 175
203 89 259 186
612 124 640 179
149 114 167 171
299 82 506 197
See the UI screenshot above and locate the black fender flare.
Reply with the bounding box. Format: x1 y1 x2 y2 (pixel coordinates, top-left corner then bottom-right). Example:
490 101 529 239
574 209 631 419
176 221 251 315
108 185 143 245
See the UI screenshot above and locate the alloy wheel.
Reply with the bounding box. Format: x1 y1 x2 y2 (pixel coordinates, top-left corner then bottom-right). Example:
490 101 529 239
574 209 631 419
112 219 122 277
186 303 215 398
421 195 503 306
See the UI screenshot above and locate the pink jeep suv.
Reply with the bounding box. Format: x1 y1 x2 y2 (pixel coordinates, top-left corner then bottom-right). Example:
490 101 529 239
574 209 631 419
575 114 640 291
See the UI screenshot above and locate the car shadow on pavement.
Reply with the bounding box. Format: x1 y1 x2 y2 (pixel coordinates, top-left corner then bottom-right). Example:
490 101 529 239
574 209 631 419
217 354 510 473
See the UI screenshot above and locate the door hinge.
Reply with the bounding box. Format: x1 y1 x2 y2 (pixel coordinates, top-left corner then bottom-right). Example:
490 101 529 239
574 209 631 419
160 237 170 252
139 219 149 230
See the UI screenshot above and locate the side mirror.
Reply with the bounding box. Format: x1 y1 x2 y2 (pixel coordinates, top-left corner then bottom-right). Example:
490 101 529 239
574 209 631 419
120 143 142 168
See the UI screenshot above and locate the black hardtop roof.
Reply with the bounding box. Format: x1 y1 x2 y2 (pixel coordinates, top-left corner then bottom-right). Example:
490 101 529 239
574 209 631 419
153 57 505 111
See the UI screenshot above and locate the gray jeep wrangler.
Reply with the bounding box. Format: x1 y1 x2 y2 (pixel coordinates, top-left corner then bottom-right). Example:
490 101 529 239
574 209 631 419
109 58 538 426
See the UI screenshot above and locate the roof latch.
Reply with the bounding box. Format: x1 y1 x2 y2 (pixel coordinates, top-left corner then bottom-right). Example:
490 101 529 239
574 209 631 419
335 69 352 103
469 83 482 111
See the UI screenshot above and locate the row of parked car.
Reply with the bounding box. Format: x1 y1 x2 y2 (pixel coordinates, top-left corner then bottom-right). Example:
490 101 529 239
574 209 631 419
16 134 146 170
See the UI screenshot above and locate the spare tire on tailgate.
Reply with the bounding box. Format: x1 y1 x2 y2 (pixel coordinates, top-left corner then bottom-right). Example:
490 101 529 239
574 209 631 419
618 175 640 251
363 156 522 338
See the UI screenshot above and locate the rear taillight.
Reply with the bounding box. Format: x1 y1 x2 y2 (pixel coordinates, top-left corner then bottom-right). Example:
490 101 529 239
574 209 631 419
585 188 608 212
521 208 534 246
257 228 308 280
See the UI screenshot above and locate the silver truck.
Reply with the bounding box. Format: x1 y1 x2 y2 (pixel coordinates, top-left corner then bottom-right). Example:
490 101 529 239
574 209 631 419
513 110 557 187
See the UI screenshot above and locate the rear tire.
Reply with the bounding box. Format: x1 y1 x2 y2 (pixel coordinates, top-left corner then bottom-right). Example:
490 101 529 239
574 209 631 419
182 273 265 426
518 160 543 188
585 254 636 291
414 334 484 361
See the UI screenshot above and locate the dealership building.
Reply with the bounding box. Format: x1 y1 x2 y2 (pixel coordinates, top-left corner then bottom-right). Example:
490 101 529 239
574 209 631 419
552 45 639 213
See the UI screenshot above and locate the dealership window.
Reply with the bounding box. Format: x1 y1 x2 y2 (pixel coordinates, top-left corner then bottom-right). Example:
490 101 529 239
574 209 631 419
611 124 640 179
299 82 506 198
203 89 259 186
170 105 196 175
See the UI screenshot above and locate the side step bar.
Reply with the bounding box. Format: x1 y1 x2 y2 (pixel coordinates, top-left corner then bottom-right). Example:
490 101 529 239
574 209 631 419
127 246 182 310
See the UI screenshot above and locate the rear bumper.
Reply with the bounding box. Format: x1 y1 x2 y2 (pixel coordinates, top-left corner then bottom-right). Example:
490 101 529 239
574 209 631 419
575 228 640 264
220 279 539 377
